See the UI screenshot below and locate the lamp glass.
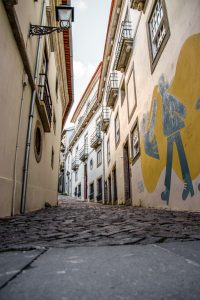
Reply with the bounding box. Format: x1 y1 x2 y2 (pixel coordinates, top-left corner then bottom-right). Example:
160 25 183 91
58 8 72 20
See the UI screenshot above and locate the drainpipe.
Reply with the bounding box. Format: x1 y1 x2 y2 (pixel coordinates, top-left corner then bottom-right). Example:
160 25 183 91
20 0 46 214
102 117 105 204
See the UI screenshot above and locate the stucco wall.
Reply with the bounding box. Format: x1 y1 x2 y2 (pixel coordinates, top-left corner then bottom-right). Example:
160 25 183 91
0 0 67 216
103 0 200 211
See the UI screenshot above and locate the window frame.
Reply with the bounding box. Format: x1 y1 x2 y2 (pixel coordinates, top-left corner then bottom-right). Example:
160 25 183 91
115 112 120 147
97 147 102 167
147 0 170 73
89 182 94 200
107 137 111 164
130 119 140 164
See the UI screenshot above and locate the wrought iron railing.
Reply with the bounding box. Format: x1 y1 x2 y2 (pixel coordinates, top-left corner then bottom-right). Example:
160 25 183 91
90 128 102 147
102 106 111 121
115 20 133 68
79 144 88 160
107 72 118 94
71 156 79 170
38 73 52 124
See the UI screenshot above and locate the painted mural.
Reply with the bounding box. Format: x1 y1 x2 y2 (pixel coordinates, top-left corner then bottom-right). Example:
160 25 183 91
140 33 200 204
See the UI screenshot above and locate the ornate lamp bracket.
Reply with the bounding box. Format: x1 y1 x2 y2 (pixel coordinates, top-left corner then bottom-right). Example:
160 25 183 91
30 22 70 36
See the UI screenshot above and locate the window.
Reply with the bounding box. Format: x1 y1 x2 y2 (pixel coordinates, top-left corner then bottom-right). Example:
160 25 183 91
97 177 102 201
34 124 42 163
131 122 140 161
89 182 94 200
107 138 110 163
74 187 77 197
121 79 125 105
51 147 54 169
115 113 120 146
90 159 93 170
147 0 170 72
55 77 58 100
78 184 81 197
75 170 78 182
97 148 102 167
96 117 101 135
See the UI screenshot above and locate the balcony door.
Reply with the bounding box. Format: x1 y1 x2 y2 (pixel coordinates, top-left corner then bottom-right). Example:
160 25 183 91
123 141 132 205
108 176 112 204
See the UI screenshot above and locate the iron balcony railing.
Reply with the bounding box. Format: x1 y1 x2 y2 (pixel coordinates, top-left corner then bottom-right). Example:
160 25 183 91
71 156 79 171
102 106 111 121
101 107 111 132
106 72 119 107
107 72 119 93
79 144 88 161
115 20 133 70
90 128 102 149
38 73 52 124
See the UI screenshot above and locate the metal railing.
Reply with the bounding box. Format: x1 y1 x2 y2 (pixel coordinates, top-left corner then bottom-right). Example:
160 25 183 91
90 128 102 147
71 156 79 170
102 106 111 121
107 72 118 94
38 73 52 124
79 144 88 161
115 20 133 68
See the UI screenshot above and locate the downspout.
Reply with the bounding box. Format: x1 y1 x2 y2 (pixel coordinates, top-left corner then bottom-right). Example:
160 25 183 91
102 118 105 204
20 0 46 214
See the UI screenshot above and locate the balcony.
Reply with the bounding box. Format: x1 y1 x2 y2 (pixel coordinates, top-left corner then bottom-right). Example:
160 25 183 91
106 72 119 107
71 156 79 171
79 145 88 162
101 107 111 133
90 129 102 149
115 21 133 72
37 73 52 132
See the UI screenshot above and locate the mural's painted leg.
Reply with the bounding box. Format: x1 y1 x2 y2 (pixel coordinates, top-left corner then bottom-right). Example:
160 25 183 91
175 132 194 200
161 135 174 204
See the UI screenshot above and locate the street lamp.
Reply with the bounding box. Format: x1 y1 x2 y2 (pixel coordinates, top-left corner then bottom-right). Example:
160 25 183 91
30 5 74 36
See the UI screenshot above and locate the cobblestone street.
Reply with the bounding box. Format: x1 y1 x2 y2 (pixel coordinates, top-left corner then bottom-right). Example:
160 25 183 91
1 197 200 251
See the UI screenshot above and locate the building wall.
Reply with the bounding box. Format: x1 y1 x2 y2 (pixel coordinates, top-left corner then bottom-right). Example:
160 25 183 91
0 0 71 216
66 68 104 202
102 0 200 211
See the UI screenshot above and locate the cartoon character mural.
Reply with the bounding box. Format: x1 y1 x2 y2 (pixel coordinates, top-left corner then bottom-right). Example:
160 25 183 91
141 33 200 205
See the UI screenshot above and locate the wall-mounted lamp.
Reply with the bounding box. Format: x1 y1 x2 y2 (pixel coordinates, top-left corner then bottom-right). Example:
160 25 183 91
30 5 74 36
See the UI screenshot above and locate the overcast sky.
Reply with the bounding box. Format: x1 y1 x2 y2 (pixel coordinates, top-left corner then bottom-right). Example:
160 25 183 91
65 0 111 127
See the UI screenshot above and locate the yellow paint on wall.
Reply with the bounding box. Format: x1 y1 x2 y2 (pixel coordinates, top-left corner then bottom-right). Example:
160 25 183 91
141 33 200 193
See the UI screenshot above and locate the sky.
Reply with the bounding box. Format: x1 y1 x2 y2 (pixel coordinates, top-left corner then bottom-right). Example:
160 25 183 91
65 0 111 127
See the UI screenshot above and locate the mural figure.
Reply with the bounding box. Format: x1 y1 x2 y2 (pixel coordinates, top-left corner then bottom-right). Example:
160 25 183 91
158 75 194 203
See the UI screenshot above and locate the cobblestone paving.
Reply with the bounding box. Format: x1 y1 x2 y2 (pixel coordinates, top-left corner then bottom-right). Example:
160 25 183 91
0 198 200 251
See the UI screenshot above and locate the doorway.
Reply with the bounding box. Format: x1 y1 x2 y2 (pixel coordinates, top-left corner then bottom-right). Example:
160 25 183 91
108 176 112 204
123 141 131 205
112 167 117 205
84 163 88 200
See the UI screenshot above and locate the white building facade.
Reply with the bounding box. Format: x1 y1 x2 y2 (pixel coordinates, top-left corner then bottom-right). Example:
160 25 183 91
65 64 104 202
98 0 200 211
